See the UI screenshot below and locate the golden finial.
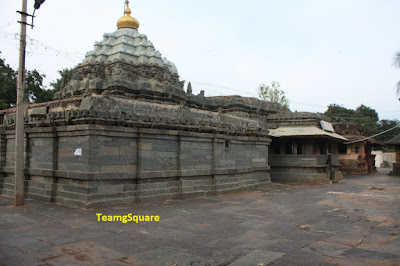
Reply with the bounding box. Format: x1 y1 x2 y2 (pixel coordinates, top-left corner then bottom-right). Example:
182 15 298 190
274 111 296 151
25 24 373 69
117 0 140 29
125 0 131 16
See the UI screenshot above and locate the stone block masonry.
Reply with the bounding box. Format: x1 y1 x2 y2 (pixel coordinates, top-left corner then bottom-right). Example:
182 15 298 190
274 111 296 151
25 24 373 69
0 9 285 207
0 21 286 207
0 114 271 207
269 155 343 184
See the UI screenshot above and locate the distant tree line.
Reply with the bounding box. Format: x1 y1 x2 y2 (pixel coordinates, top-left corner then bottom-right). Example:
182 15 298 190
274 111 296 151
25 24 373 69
324 104 399 143
0 52 74 110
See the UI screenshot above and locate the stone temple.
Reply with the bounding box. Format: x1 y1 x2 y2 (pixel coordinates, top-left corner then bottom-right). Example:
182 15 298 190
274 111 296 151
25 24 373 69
0 1 286 207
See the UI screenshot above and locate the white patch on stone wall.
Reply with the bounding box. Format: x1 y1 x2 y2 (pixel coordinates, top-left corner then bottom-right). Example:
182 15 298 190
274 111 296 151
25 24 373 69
74 148 82 156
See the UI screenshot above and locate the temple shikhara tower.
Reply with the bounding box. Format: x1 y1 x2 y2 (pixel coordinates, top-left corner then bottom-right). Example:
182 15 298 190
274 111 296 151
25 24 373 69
54 1 183 101
0 1 284 207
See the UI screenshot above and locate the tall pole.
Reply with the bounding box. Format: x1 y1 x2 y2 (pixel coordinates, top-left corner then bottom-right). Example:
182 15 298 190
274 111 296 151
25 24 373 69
15 0 28 206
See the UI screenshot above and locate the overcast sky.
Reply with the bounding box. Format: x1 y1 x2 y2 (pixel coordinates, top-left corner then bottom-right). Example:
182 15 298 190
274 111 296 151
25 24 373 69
1 0 399 119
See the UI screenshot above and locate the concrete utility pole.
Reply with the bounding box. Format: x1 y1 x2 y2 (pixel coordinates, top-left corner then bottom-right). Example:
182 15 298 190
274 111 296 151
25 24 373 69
15 0 28 206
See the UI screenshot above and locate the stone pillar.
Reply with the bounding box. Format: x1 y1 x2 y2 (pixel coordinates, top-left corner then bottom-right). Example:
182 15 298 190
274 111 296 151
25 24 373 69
211 134 218 195
52 127 58 173
360 144 365 155
50 127 59 202
0 129 5 196
0 129 5 168
292 143 298 155
25 133 30 170
313 143 320 155
135 129 142 203
330 142 338 154
346 144 351 155
393 147 400 176
303 142 313 155
279 141 287 155
177 133 182 199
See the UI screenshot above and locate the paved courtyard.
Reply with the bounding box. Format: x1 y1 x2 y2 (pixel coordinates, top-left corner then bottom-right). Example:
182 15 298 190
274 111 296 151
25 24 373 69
1 170 399 265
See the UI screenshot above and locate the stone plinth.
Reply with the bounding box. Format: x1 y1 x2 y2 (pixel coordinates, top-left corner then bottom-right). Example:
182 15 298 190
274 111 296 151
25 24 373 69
269 154 342 184
0 94 273 207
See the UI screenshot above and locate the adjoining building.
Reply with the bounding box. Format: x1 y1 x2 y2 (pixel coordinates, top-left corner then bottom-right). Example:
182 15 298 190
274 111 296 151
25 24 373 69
333 123 382 175
0 1 286 207
267 112 347 184
385 135 400 176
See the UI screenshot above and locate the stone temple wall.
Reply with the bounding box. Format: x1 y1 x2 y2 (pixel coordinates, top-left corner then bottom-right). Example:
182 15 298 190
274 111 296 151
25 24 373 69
0 24 287 207
269 154 342 184
0 93 275 207
267 112 330 129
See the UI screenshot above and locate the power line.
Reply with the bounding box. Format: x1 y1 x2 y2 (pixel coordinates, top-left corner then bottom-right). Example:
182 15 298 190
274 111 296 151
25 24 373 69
1 33 398 119
0 31 85 63
190 81 399 117
344 124 400 144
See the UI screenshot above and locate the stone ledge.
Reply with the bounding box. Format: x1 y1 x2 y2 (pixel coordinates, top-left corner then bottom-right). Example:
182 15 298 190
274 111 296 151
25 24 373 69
271 173 330 184
1 166 271 181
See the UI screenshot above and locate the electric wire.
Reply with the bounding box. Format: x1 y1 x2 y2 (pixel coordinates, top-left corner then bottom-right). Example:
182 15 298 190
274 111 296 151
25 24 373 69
190 81 400 119
0 31 85 64
344 124 400 144
1 33 398 120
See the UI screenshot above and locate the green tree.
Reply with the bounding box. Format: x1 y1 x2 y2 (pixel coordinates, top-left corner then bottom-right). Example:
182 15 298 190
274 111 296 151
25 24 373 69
0 54 17 109
26 70 54 103
0 52 54 109
325 104 379 133
355 105 379 121
376 119 400 143
258 81 289 108
353 104 379 132
50 67 75 93
324 104 355 122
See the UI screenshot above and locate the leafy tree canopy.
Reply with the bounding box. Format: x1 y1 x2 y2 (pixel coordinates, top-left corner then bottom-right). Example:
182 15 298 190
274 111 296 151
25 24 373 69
376 119 400 143
0 52 72 110
324 104 356 122
258 81 289 108
355 104 379 122
25 69 54 103
325 104 400 141
353 105 379 132
50 67 75 93
325 104 379 132
0 54 17 109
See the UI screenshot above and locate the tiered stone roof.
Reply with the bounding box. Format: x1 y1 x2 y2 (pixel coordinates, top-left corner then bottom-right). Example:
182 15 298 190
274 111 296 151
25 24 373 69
84 28 178 75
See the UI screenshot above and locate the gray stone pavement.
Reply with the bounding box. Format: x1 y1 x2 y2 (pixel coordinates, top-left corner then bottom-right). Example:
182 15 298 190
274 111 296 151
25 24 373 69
1 170 399 266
